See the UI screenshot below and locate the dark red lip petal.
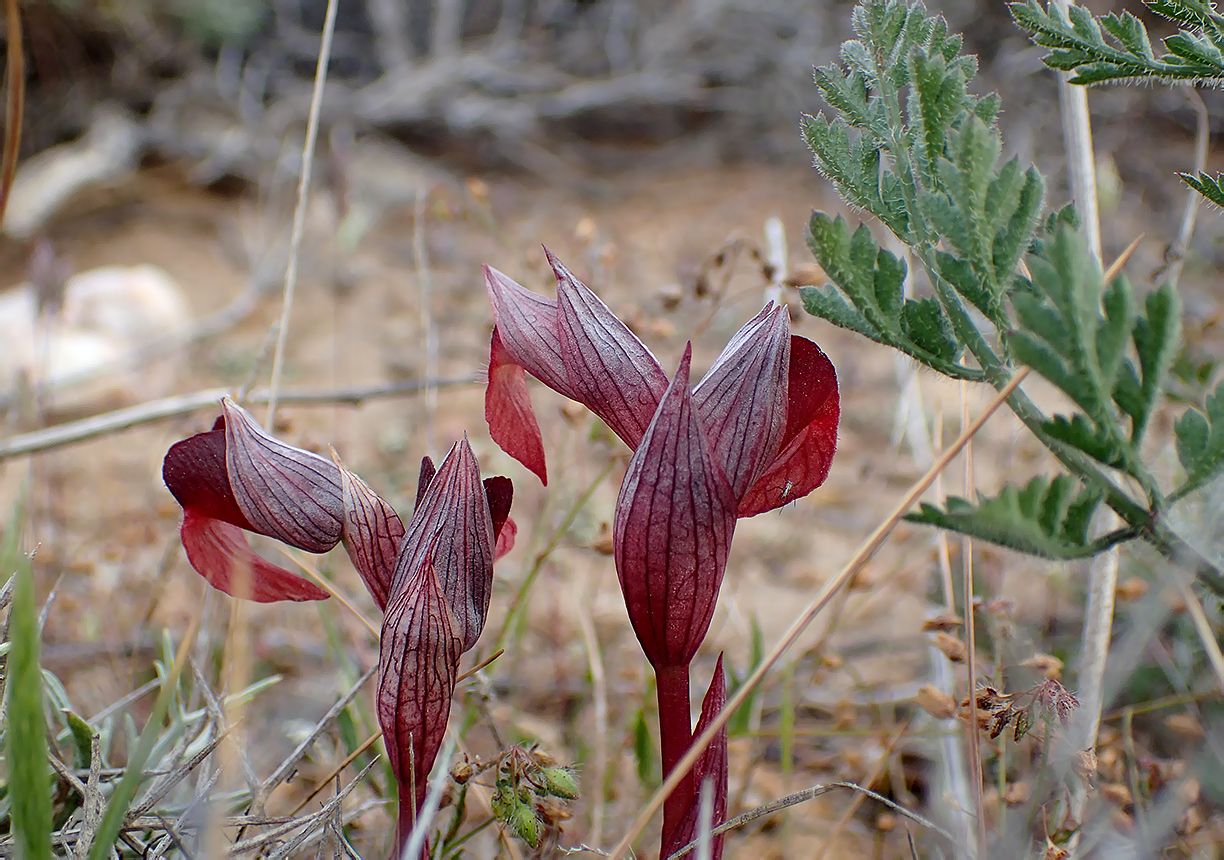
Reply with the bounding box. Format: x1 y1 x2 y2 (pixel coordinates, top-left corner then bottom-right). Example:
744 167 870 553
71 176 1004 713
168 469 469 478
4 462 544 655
486 327 548 485
162 423 256 532
179 510 331 603
738 337 840 518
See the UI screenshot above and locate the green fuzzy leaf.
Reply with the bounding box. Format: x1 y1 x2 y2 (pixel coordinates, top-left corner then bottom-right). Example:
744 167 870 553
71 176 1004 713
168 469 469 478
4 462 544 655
799 286 882 341
1042 413 1127 468
906 475 1106 559
910 50 963 169
1101 12 1155 60
1179 172 1224 208
1011 0 1224 85
901 298 961 361
1174 381 1224 495
992 167 1045 285
935 251 998 322
1129 282 1182 441
1097 277 1135 390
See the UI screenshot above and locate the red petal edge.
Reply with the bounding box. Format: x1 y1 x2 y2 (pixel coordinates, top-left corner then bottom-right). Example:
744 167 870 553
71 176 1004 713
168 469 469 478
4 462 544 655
483 475 516 560
738 337 840 518
486 327 548 485
179 509 331 603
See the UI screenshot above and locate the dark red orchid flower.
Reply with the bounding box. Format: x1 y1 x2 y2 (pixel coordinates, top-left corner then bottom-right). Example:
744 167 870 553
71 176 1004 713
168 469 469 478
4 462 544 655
162 402 514 856
484 248 839 518
484 252 838 851
379 440 513 851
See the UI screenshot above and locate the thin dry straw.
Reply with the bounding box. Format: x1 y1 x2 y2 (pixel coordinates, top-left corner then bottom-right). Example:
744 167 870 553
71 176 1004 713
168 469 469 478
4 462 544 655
264 0 340 427
0 377 474 461
607 367 1031 860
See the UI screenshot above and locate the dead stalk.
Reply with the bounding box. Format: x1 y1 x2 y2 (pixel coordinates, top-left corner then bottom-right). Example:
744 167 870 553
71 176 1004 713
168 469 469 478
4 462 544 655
264 0 340 426
0 377 473 461
960 378 986 856
606 368 1032 860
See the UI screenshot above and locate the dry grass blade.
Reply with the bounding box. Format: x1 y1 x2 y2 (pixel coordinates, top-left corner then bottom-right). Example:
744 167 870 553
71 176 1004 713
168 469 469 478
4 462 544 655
254 663 378 809
960 379 985 856
667 781 953 859
229 760 377 857
263 0 340 425
0 0 24 227
0 377 474 461
607 368 1032 860
290 729 383 816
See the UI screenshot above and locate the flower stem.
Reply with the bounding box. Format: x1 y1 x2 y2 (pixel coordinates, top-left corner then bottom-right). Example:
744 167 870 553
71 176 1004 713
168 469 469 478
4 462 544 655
655 661 694 849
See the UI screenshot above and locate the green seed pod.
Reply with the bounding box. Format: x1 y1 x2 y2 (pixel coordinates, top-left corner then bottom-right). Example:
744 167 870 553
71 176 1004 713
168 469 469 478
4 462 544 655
491 781 514 823
541 766 579 799
510 801 542 848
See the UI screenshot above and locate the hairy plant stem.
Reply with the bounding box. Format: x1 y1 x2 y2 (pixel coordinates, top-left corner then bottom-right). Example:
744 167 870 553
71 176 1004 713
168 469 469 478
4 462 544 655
655 661 694 849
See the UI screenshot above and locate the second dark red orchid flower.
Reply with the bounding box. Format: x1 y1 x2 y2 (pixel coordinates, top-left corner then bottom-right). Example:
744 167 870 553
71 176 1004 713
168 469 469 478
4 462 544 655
484 251 840 856
162 399 514 854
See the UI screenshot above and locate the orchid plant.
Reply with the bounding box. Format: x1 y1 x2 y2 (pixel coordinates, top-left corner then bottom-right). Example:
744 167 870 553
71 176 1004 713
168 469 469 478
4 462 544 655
484 251 841 856
161 398 515 855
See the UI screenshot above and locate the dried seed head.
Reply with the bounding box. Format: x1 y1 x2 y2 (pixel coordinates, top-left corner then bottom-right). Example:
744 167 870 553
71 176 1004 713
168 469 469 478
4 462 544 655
1021 653 1064 680
935 632 968 662
921 613 964 632
915 684 957 720
989 707 1017 739
1073 748 1098 788
1043 840 1070 860
1115 576 1149 602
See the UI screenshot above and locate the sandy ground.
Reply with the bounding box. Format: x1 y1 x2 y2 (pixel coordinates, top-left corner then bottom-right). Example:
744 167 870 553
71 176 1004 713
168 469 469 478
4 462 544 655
0 154 1211 856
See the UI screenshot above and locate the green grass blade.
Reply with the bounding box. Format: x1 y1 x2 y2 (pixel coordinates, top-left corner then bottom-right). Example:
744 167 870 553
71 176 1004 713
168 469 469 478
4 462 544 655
5 502 53 860
87 613 200 860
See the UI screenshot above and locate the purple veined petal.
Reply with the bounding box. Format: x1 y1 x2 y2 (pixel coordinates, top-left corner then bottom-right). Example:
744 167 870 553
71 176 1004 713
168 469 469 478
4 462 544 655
662 657 729 860
179 509 331 603
738 336 840 517
378 557 462 852
337 456 406 612
484 265 579 399
692 303 790 501
221 398 344 553
415 456 437 511
391 437 497 652
485 327 548 484
549 248 669 450
613 345 737 670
